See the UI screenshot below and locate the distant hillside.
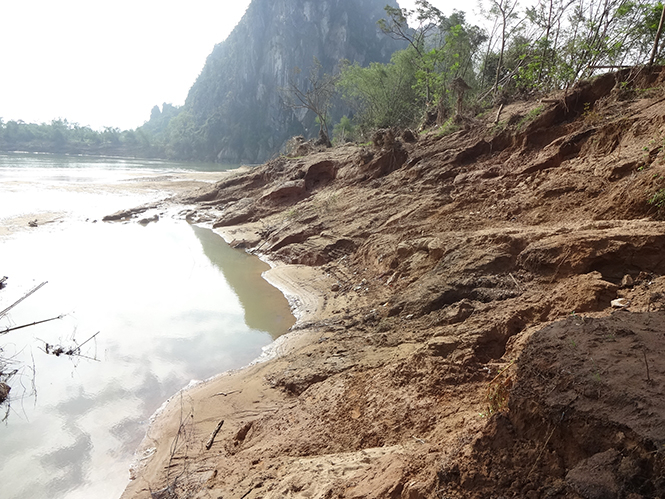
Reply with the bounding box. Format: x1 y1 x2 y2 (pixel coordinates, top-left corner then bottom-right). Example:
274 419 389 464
149 0 404 163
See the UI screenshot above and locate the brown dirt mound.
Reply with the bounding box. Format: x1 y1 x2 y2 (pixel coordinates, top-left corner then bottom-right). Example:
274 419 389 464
123 67 665 499
439 311 665 499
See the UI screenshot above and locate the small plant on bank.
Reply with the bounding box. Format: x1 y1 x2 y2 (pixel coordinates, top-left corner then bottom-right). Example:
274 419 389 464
285 207 300 220
582 102 602 125
484 362 514 416
648 188 665 214
314 193 339 214
516 105 544 131
490 120 506 135
437 117 461 137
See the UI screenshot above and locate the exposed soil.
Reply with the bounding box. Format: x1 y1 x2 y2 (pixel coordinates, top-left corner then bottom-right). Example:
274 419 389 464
122 67 665 499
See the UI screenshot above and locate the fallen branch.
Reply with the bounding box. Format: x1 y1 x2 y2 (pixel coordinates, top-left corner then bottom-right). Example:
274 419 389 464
43 331 101 359
587 65 633 69
494 103 505 124
527 424 557 479
0 281 47 318
212 390 241 397
205 420 225 450
509 273 523 293
644 349 651 382
549 247 572 284
1 315 63 335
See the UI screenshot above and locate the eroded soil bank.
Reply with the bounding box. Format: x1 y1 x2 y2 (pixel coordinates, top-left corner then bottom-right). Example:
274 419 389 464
123 67 665 499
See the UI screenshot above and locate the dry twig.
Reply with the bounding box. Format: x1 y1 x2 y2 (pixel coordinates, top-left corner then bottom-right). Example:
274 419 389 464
205 420 225 450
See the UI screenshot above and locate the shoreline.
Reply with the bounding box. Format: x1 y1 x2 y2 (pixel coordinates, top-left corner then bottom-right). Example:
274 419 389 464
0 161 299 499
121 225 333 498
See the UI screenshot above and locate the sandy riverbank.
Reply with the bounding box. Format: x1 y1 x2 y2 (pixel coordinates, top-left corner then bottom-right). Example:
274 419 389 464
120 72 665 499
121 258 336 498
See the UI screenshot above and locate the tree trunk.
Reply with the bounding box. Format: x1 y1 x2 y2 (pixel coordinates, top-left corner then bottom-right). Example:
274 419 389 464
650 4 665 66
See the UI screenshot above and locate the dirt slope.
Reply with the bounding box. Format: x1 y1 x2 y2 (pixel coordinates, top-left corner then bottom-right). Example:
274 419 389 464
123 67 665 499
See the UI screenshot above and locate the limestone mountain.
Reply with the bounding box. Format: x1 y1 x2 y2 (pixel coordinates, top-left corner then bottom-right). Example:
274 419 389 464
161 0 404 163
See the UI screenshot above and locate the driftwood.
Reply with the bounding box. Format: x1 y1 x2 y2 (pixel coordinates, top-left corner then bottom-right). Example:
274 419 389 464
205 420 224 450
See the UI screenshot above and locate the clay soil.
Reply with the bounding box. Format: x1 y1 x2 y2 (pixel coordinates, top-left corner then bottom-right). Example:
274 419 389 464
122 67 665 499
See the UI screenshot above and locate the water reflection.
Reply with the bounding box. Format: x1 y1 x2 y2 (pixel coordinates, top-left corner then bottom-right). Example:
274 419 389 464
191 224 295 336
0 218 293 499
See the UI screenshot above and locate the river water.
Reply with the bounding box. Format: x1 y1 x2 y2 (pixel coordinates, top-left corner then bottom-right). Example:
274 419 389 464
0 153 294 499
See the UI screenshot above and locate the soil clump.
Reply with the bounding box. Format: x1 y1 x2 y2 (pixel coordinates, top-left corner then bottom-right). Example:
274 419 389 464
122 67 665 499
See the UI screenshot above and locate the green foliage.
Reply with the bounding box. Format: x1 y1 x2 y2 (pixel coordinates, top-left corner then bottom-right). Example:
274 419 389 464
338 49 421 133
339 3 486 134
164 110 205 160
648 188 665 209
516 105 544 130
141 103 182 137
0 118 162 158
437 117 461 136
332 115 356 144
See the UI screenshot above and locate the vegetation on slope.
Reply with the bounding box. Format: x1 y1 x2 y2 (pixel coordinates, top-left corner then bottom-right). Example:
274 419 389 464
2 0 665 162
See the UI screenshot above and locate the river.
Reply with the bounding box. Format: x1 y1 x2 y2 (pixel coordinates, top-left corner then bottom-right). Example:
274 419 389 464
0 153 294 499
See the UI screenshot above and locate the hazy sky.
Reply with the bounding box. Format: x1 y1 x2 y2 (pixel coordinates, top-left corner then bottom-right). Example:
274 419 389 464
0 0 455 131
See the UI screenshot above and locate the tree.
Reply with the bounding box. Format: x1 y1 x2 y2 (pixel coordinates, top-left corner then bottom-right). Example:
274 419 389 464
376 3 485 122
338 49 420 134
650 2 665 64
282 58 339 147
378 1 447 102
489 0 523 96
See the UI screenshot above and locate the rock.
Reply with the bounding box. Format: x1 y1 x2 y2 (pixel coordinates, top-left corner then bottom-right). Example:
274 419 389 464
445 299 475 324
364 146 408 179
621 274 634 288
611 298 630 308
138 214 159 225
402 481 429 499
371 128 396 149
103 205 151 222
331 283 340 292
396 242 414 258
0 382 10 403
304 160 336 191
426 238 445 260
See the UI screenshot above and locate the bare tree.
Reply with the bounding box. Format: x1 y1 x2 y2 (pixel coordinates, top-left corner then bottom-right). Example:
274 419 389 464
492 0 522 96
282 58 338 147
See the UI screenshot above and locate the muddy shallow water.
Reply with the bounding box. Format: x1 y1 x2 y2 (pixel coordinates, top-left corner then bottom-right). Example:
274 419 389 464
0 154 293 499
